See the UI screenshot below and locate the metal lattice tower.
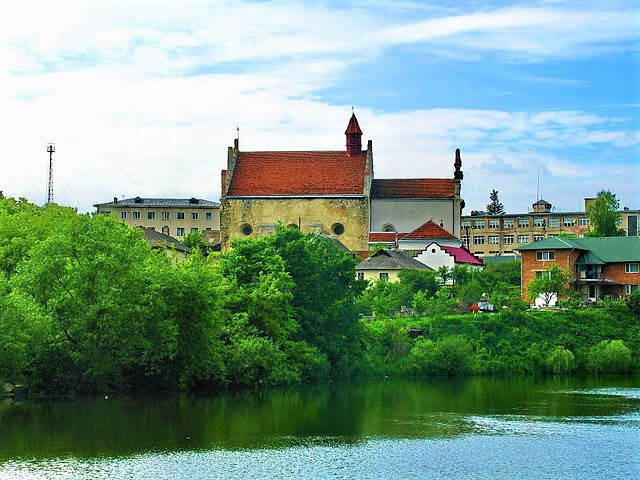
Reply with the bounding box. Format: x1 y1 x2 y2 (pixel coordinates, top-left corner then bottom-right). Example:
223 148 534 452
46 143 55 204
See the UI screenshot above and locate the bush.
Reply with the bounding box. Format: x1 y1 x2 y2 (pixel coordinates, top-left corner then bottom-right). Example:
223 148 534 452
408 335 473 376
546 346 576 374
587 340 633 373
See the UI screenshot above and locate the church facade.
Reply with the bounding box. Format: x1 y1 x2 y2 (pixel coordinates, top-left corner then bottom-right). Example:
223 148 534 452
219 114 464 253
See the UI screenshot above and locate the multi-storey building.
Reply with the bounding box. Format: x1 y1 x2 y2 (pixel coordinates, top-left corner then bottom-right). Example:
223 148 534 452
517 236 640 304
461 198 639 258
94 197 220 244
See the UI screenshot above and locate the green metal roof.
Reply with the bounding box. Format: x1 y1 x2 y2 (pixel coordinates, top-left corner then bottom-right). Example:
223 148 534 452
517 236 640 263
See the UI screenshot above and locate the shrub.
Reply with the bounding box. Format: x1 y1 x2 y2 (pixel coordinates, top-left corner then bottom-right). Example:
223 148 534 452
409 335 473 376
587 340 633 373
546 346 576 374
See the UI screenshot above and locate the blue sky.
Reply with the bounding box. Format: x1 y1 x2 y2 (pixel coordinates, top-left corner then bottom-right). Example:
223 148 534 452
1 0 638 214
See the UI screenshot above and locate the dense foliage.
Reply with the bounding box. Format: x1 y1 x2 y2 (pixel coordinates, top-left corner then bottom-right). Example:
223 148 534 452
0 198 361 392
586 189 624 237
1 197 637 394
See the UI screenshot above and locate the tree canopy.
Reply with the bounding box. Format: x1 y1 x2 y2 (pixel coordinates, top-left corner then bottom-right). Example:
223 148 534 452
586 190 624 237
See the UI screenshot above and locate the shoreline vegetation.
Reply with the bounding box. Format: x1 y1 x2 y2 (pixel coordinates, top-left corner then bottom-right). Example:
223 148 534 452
1 197 638 395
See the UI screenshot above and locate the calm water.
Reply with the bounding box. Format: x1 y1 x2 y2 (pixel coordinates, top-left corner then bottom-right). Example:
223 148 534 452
1 376 638 479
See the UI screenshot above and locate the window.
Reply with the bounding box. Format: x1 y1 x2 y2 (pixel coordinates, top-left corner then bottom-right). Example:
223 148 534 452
626 284 639 294
132 211 141 220
473 220 485 229
536 271 552 279
518 235 529 244
563 217 576 227
162 212 170 220
176 227 185 237
536 251 555 261
379 272 389 281
332 223 345 235
503 219 514 228
461 220 471 228
177 212 185 220
357 272 364 281
148 212 155 220
518 218 529 227
533 218 545 227
190 212 198 220
579 217 589 226
461 236 469 245
382 224 396 232
119 211 128 219
504 235 514 244
489 235 499 244
101 211 111 216
548 218 560 227
206 212 212 221
533 234 544 241
190 227 198 233
241 224 252 236
488 219 500 229
626 263 639 273
473 236 484 245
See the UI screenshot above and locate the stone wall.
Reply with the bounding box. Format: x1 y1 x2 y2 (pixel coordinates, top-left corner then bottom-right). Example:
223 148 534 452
220 197 370 251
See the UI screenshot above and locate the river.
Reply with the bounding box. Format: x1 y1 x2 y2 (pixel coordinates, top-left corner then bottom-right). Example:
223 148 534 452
1 376 638 479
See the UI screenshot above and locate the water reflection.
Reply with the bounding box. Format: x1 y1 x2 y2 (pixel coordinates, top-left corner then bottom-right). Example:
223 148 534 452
0 376 638 461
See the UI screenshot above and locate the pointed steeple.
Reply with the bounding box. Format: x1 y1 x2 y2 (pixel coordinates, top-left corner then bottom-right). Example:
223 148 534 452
345 112 362 156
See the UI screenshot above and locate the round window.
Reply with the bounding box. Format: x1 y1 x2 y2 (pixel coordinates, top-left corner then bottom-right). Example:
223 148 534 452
240 224 253 236
286 223 299 229
332 223 345 236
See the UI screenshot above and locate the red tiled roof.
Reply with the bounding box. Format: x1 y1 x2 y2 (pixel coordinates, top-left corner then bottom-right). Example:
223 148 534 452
440 245 484 266
368 232 407 243
371 179 457 199
401 220 458 240
226 151 368 196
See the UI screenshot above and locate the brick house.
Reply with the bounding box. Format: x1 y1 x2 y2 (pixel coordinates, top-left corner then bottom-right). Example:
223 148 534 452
517 236 640 303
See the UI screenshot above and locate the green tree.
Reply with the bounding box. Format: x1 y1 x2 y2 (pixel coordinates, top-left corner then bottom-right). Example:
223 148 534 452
526 264 572 307
486 189 504 215
182 230 204 250
586 190 624 237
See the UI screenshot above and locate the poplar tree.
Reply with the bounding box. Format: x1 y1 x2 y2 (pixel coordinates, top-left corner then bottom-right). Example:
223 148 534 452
587 190 624 237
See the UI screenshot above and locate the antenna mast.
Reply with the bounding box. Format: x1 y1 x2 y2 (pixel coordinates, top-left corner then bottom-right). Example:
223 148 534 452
46 143 55 204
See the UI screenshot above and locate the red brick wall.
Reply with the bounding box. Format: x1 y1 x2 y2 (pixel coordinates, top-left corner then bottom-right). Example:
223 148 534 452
604 263 640 292
521 249 581 300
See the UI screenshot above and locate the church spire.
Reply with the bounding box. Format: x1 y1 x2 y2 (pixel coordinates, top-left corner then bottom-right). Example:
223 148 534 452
345 112 362 156
454 148 463 180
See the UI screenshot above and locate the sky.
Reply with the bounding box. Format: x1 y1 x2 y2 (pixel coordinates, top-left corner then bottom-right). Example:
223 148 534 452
1 0 639 215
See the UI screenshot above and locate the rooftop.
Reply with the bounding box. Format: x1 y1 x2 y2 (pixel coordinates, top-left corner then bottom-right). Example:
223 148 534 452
95 197 219 208
371 179 457 199
356 249 432 271
516 236 640 263
226 150 368 197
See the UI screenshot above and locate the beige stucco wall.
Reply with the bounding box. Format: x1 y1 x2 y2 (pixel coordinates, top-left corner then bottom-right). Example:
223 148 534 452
97 205 220 240
371 198 461 237
359 269 401 283
220 197 369 251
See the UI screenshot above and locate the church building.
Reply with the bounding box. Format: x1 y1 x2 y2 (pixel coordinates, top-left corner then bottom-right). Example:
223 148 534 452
219 114 464 253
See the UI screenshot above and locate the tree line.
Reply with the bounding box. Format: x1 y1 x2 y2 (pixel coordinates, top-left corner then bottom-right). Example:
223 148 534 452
1 197 638 393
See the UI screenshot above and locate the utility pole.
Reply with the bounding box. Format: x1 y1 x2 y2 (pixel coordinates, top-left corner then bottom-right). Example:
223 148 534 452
46 143 55 204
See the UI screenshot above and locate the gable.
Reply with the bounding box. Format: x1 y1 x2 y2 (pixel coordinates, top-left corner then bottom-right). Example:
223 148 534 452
226 151 368 196
401 220 458 240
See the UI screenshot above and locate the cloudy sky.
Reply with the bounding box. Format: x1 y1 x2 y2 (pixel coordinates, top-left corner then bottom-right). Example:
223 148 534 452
1 0 638 214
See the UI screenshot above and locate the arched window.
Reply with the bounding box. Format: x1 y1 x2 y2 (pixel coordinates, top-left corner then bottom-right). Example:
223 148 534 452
382 224 396 233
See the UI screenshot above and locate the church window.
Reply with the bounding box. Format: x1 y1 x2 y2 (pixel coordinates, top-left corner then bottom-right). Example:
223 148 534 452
332 223 345 236
241 224 253 236
382 224 396 233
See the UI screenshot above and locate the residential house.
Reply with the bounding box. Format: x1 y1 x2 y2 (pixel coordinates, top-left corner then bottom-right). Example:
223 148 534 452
517 236 640 304
414 242 484 276
139 227 191 262
355 249 432 283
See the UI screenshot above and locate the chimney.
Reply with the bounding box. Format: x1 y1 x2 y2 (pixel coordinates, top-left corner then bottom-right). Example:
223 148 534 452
113 197 118 204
